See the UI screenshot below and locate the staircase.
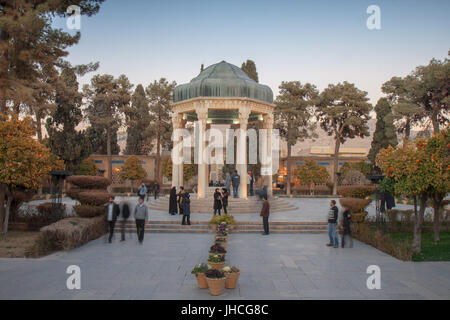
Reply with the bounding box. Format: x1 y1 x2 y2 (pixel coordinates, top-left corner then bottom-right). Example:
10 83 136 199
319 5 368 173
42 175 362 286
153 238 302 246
148 195 297 214
114 220 327 234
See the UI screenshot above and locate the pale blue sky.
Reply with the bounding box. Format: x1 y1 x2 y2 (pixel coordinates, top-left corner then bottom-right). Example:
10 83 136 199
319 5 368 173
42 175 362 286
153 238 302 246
54 0 450 104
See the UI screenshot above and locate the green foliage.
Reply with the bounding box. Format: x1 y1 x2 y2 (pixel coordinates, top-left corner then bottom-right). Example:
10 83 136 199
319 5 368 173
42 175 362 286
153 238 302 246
340 161 372 177
161 157 197 182
241 60 259 82
337 185 377 198
76 158 97 176
293 160 329 185
368 98 398 164
120 156 146 182
191 263 209 274
209 214 236 225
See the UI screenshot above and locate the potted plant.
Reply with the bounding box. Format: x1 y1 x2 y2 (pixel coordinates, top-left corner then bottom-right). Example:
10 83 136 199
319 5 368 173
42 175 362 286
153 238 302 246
209 215 235 231
216 223 228 237
208 254 226 270
191 263 209 289
209 243 227 257
222 266 240 289
215 237 227 249
204 269 226 296
339 198 371 223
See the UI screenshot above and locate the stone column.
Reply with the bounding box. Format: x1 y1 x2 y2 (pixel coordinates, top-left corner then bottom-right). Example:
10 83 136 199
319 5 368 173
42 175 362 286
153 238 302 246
178 119 187 187
237 108 250 199
196 107 208 198
264 114 274 197
171 113 183 188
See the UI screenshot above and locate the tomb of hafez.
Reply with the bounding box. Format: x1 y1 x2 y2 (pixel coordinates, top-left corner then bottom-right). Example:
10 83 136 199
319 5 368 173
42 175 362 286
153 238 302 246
170 60 278 199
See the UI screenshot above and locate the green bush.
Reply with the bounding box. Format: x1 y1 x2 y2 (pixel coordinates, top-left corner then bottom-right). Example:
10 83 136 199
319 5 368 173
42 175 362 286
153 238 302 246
339 197 371 213
209 214 236 225
27 216 105 256
67 175 111 189
73 205 105 218
337 185 377 198
76 158 98 176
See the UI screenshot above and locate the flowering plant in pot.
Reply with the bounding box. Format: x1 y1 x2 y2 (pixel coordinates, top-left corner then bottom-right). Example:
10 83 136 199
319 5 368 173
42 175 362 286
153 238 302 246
215 238 227 250
204 269 226 296
191 263 209 289
208 254 226 270
216 223 228 236
209 243 227 257
222 266 240 289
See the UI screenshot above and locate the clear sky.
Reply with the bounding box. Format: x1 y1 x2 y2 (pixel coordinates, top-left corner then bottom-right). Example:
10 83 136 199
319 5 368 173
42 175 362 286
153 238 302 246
54 0 450 105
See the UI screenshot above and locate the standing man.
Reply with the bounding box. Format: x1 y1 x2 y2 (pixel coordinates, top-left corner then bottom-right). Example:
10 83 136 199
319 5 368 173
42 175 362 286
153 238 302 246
154 181 160 200
181 192 191 225
177 186 185 215
105 196 120 243
213 188 222 216
327 200 339 248
138 183 147 201
260 195 270 235
134 197 148 244
249 171 254 196
231 170 240 198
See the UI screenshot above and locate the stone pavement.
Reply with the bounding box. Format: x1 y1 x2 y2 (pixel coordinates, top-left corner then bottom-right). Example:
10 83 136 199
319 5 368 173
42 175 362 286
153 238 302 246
0 233 449 300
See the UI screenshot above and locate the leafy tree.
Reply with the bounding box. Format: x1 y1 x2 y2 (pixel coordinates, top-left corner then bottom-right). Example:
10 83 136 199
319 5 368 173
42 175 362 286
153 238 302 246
241 60 259 82
145 78 176 183
161 157 197 182
46 68 93 171
293 160 329 195
317 82 372 195
84 74 133 180
0 0 103 115
124 84 150 155
120 156 146 192
381 76 424 141
275 81 319 195
413 56 450 133
76 158 98 176
376 128 450 250
368 98 398 165
0 113 63 236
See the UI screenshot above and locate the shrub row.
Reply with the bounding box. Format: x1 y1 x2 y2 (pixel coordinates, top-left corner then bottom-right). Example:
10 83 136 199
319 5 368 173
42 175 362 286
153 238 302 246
67 175 111 189
337 185 377 198
73 205 105 218
27 216 105 257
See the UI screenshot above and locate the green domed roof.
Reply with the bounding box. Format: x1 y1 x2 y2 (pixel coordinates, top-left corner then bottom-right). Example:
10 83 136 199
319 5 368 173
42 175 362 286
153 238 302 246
173 61 273 104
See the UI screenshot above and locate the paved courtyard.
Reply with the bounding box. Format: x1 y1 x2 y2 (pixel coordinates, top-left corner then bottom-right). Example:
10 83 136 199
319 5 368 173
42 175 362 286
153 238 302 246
1 232 449 300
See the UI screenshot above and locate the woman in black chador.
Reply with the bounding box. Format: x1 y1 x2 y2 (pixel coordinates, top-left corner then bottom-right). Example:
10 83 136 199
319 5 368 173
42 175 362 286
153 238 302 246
169 187 178 215
181 192 191 225
213 188 222 216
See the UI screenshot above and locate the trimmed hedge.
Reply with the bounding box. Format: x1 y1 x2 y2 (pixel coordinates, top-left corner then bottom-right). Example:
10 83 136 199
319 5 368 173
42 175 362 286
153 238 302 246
337 185 377 198
339 197 371 213
76 191 110 206
73 205 105 218
27 216 105 256
67 175 111 189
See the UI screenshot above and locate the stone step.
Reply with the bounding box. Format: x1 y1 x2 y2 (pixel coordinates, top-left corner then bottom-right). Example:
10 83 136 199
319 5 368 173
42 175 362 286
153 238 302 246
115 228 327 234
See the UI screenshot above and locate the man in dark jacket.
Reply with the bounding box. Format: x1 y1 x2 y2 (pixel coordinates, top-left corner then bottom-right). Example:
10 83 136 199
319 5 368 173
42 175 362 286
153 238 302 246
327 200 339 248
181 192 191 225
154 182 160 200
340 205 353 248
231 170 240 198
120 201 130 242
105 196 120 243
213 188 222 215
260 195 270 235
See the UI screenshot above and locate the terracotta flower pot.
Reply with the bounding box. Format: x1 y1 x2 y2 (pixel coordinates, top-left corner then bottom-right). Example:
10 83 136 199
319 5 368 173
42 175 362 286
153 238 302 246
225 272 240 289
206 277 225 296
195 273 208 289
216 242 227 250
215 235 228 241
208 251 226 258
208 261 225 270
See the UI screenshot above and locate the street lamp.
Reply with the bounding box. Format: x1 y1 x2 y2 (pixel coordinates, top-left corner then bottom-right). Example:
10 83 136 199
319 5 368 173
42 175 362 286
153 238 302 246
49 170 72 223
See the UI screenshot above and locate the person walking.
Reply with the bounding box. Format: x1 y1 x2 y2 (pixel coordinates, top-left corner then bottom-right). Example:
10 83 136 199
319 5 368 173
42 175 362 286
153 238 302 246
181 192 191 225
177 186 185 215
327 200 339 248
138 183 147 201
120 200 130 242
221 188 229 214
249 171 254 196
105 196 120 243
213 188 222 215
134 197 148 244
154 181 160 200
231 170 240 198
169 186 178 215
341 205 353 248
225 172 231 194
146 182 153 202
260 195 270 235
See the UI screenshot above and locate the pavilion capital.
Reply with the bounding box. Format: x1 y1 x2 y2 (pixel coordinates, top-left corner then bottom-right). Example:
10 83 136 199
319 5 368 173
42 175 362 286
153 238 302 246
172 112 183 129
239 108 251 123
263 113 274 129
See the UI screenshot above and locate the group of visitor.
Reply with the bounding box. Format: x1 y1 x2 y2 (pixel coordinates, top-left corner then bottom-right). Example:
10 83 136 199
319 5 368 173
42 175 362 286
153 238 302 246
168 186 191 225
326 200 353 248
212 188 229 215
137 182 160 202
105 195 148 245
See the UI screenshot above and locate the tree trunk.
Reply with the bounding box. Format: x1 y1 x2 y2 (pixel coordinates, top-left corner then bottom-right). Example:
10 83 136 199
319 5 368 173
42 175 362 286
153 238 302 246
106 122 112 181
286 143 291 196
412 193 427 254
432 194 441 242
36 112 42 142
404 118 411 142
431 108 440 134
332 138 341 195
130 180 134 193
0 184 5 232
1 185 12 238
155 132 161 184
